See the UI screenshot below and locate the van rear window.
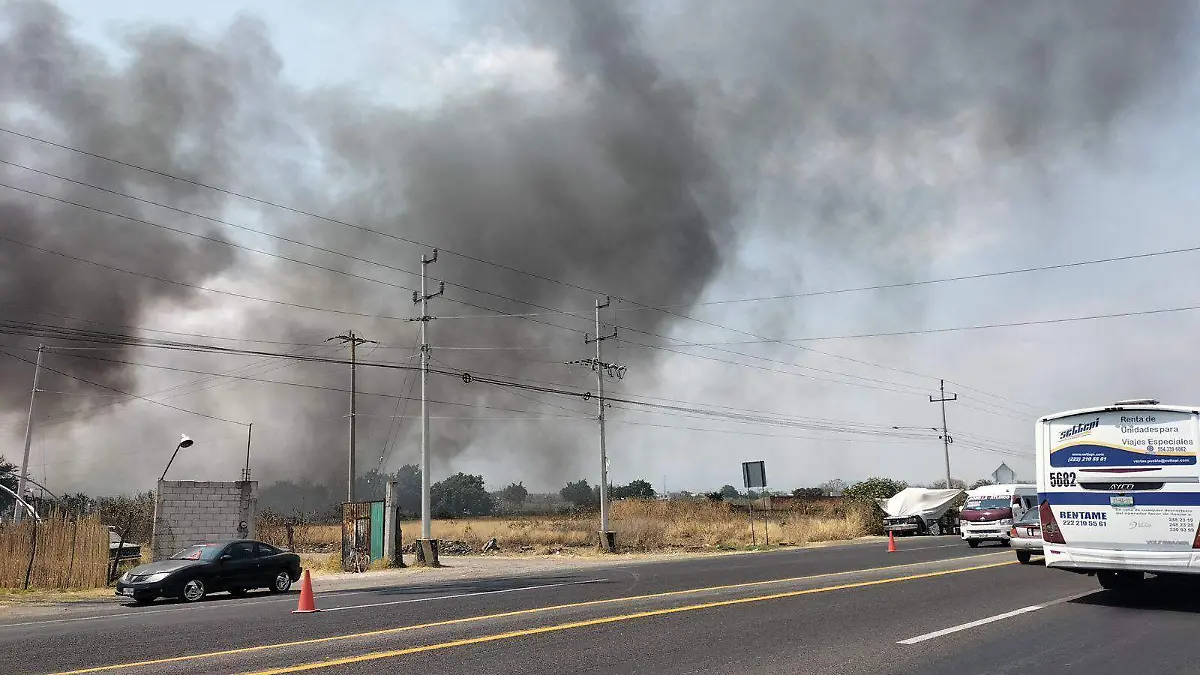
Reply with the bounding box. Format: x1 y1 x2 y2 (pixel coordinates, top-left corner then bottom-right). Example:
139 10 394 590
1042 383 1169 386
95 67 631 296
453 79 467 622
963 498 1009 510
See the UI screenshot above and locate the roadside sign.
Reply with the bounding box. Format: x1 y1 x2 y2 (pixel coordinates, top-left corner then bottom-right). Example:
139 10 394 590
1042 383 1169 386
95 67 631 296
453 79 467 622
742 461 766 489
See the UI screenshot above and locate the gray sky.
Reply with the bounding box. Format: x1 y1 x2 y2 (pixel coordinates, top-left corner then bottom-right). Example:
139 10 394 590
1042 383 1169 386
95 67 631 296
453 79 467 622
4 0 1200 497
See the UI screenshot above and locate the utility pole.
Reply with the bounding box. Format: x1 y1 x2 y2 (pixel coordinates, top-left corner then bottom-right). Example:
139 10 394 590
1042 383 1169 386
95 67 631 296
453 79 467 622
241 423 254 483
14 344 43 525
581 298 622 552
930 379 957 489
329 331 375 503
412 249 444 557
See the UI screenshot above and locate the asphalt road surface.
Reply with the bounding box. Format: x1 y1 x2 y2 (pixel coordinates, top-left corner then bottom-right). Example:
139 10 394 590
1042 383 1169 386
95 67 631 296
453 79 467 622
2 538 1196 675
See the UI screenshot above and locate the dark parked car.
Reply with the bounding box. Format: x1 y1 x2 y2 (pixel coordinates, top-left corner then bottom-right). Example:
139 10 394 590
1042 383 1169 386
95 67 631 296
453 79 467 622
115 540 301 605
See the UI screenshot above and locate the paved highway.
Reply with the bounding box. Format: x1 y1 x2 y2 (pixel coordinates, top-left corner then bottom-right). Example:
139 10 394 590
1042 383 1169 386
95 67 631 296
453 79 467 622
1 538 1194 674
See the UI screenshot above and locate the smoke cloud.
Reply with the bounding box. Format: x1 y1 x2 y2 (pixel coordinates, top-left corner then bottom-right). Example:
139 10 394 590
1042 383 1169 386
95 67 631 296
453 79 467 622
0 0 1195 492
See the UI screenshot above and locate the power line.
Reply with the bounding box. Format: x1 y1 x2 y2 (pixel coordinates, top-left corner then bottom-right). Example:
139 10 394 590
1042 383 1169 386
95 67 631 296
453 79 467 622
379 329 422 472
0 233 421 322
0 342 970 444
2 317 1039 428
0 225 1024 414
0 127 1038 412
643 303 1200 344
607 245 1200 310
0 348 246 427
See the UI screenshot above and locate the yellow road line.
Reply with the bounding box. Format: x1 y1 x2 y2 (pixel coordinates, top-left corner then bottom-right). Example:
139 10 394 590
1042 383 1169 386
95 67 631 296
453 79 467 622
243 559 1017 674
49 553 1010 675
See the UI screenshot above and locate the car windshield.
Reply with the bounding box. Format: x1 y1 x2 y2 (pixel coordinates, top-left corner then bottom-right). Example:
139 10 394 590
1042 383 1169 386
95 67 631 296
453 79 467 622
963 498 1010 510
1017 509 1040 524
169 544 224 561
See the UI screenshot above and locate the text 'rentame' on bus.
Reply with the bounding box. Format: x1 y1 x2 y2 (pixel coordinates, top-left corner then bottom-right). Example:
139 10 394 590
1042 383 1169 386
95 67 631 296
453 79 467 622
1036 399 1200 591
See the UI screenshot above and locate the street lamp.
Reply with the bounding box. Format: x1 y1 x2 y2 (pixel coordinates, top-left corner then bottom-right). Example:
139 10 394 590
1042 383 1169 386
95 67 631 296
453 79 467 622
152 434 192 562
160 434 194 481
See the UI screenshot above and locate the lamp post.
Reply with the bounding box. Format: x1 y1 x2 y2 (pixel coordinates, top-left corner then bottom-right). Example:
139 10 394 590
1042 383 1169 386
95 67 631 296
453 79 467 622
160 434 194 482
151 434 192 561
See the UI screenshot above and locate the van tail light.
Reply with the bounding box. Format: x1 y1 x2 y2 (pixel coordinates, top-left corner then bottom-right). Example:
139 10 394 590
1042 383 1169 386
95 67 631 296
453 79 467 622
1040 500 1066 544
1192 522 1200 549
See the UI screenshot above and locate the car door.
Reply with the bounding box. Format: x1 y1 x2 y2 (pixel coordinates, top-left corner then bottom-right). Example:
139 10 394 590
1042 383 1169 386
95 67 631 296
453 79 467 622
215 541 258 591
255 542 287 586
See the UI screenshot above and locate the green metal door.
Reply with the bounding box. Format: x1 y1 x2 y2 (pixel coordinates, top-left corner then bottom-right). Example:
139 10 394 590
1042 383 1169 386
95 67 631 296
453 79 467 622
370 501 384 561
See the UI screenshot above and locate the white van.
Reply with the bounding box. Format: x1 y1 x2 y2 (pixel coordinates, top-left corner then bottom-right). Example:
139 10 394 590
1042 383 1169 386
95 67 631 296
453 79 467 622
959 483 1038 547
1036 400 1200 590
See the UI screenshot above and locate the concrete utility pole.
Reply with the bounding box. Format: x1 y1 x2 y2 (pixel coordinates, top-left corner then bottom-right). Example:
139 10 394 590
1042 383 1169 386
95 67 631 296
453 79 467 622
930 379 957 489
329 331 376 503
13 344 43 525
412 249 444 556
241 423 254 483
582 298 622 552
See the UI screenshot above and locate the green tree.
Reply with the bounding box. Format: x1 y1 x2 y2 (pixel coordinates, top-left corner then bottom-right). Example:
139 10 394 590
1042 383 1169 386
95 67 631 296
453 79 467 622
791 487 824 499
355 469 391 502
719 484 740 500
928 478 969 490
0 455 17 516
843 477 908 502
969 478 995 490
819 479 848 496
500 482 529 507
430 473 495 517
611 479 656 500
560 479 595 508
391 464 422 514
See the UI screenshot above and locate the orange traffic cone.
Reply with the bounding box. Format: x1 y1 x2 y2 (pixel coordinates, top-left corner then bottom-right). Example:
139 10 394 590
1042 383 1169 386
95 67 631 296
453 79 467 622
292 569 320 614
887 530 897 553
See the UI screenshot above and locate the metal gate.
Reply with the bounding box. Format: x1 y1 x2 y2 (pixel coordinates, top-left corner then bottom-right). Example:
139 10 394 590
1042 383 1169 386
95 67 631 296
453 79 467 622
341 501 383 572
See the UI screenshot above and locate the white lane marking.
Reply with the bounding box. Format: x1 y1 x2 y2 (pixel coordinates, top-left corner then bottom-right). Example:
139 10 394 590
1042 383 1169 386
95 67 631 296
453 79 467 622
319 579 608 612
896 590 1098 645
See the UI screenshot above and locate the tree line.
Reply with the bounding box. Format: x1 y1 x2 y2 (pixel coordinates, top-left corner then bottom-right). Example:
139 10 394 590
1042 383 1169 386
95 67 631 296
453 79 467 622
1 451 1018 529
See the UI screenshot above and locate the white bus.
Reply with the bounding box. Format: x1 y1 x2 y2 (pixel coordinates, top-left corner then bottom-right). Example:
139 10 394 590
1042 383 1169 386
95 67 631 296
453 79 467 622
1036 399 1200 590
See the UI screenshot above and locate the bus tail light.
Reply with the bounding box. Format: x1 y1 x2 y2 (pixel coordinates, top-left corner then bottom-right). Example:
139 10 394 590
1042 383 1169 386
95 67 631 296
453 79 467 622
1040 500 1066 544
1192 522 1200 549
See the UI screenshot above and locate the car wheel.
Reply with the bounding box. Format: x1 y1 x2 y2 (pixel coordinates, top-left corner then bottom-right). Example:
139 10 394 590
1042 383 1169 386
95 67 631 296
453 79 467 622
269 570 293 593
967 540 979 548
179 578 207 603
928 521 943 537
1016 550 1032 564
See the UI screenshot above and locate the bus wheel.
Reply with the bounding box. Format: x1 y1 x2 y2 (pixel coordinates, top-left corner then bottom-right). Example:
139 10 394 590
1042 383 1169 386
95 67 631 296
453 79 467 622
1098 571 1144 591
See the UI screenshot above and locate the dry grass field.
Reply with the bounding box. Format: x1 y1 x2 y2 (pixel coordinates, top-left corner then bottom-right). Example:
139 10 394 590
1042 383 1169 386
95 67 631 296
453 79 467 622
264 499 875 565
0 514 110 590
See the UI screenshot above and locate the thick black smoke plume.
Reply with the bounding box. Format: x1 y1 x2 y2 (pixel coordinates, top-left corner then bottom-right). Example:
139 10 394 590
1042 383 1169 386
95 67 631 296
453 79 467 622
0 0 1195 490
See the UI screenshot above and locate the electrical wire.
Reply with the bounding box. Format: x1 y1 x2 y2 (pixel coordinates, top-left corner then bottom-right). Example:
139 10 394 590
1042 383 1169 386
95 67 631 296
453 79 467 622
0 347 247 426
0 128 1043 411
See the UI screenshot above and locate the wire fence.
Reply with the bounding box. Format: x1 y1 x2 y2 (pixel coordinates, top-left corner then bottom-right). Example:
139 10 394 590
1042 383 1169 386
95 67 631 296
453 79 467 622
0 514 110 590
